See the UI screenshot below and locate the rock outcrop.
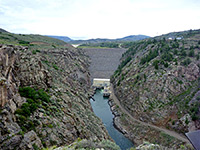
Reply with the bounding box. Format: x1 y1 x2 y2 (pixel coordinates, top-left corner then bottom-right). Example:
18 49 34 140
0 44 110 150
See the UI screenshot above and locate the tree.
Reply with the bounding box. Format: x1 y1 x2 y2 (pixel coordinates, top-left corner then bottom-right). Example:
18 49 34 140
180 50 187 57
196 54 200 60
153 60 159 69
188 49 194 57
164 62 169 68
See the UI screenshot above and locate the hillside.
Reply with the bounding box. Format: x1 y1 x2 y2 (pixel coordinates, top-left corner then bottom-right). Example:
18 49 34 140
0 31 69 49
47 35 72 42
0 31 114 149
0 28 8 33
69 35 150 45
111 29 200 148
116 35 150 42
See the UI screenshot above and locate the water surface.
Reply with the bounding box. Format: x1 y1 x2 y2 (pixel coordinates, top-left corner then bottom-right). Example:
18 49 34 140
90 89 134 150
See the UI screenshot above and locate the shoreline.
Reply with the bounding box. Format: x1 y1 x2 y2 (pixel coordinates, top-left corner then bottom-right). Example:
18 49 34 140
108 97 135 144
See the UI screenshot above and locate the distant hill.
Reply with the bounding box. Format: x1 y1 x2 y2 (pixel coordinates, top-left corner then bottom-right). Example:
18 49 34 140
47 35 72 42
69 35 150 44
116 35 150 41
0 28 8 33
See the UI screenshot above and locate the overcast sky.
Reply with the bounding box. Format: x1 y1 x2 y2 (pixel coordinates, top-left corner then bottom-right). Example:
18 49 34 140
0 0 200 39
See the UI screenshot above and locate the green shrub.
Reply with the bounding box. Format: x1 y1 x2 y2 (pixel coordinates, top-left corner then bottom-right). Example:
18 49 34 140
180 50 187 57
140 49 158 65
21 103 31 117
172 120 175 125
185 117 189 125
164 62 169 68
50 140 57 145
161 52 173 62
32 50 37 54
37 89 50 103
47 124 53 128
52 45 56 48
173 49 178 55
19 87 37 100
153 60 159 69
196 54 200 60
33 143 39 150
192 114 198 121
188 50 195 57
182 58 191 66
172 42 179 48
15 109 24 116
16 87 51 131
99 140 120 150
19 40 30 45
52 64 59 70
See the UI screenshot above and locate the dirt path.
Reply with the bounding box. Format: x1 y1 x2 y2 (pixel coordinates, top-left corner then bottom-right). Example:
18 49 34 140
110 84 191 144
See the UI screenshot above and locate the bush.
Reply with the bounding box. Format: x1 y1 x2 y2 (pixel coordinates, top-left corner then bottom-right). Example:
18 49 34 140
182 58 191 66
153 60 159 69
185 117 189 125
196 54 200 60
164 62 169 68
32 50 37 54
19 40 30 45
161 52 173 62
21 103 31 117
32 50 40 54
19 87 50 103
15 87 50 117
19 87 37 100
188 50 195 57
173 49 178 55
192 114 198 121
37 89 50 103
99 140 120 150
52 64 59 70
140 49 158 65
16 86 51 131
15 109 24 116
180 50 187 57
172 42 179 48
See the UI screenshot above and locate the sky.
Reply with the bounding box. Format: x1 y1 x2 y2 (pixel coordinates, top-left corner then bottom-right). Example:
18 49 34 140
0 0 200 40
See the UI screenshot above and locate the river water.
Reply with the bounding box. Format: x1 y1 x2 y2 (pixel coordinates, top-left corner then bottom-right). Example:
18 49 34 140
90 89 134 150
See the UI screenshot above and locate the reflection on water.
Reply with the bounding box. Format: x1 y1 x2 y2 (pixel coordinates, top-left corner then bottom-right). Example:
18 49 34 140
90 89 134 150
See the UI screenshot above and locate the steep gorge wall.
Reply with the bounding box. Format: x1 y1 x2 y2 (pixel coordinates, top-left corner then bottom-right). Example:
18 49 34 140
0 44 110 150
111 30 200 148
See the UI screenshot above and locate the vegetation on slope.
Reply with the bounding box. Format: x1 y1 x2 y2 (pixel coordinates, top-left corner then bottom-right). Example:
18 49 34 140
0 31 110 150
111 29 200 147
0 30 68 50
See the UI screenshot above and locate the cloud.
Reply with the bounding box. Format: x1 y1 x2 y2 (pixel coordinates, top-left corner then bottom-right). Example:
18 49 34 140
0 0 200 38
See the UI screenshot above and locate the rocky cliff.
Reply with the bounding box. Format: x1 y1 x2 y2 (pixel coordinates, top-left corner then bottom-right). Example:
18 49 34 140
111 29 200 148
0 42 110 149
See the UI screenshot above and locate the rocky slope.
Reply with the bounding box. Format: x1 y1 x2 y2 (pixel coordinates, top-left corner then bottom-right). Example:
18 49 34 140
0 32 110 149
111 29 200 148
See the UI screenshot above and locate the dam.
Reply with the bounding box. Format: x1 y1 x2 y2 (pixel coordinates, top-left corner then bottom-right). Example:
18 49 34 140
92 78 111 97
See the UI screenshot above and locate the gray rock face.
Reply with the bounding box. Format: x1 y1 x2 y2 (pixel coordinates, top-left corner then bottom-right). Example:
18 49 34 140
1 135 22 150
19 130 43 150
111 30 200 148
0 45 110 149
